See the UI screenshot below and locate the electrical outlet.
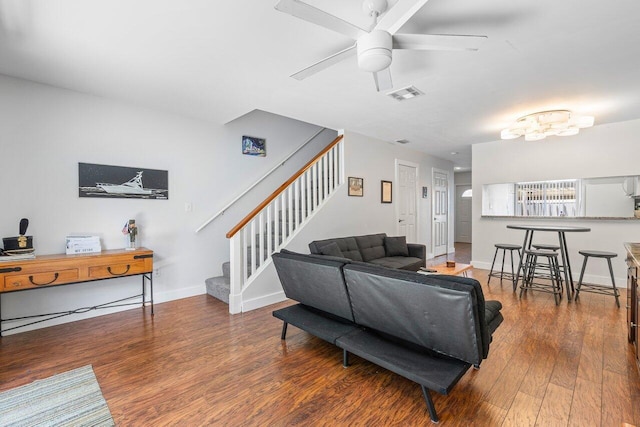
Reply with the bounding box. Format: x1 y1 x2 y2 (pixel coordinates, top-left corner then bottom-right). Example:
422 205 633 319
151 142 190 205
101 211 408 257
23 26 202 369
185 202 193 212
154 268 160 277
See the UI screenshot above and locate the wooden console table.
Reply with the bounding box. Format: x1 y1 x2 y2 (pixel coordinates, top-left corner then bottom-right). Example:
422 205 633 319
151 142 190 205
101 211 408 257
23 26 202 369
0 248 153 335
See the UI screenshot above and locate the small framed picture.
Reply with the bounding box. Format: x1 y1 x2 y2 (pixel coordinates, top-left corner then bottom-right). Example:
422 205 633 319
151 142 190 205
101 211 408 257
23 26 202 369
348 177 363 197
422 186 428 198
242 136 266 157
381 180 392 203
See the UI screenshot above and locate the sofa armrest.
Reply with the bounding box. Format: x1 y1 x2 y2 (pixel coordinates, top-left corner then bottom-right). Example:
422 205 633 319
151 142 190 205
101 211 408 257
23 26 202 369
407 243 426 267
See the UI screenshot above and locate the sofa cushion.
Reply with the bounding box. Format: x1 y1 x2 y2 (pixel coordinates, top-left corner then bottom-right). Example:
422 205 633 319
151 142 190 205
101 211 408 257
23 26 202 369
369 256 423 271
484 300 504 336
280 248 351 264
310 237 363 262
384 236 409 257
355 233 386 262
319 242 344 258
343 263 485 366
272 250 355 322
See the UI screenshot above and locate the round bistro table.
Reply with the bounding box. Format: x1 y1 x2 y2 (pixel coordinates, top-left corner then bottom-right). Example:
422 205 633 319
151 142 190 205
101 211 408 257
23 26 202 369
506 224 591 297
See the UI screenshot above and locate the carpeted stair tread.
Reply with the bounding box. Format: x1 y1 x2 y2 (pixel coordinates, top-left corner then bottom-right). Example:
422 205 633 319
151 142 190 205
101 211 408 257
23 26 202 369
222 262 230 279
206 276 230 304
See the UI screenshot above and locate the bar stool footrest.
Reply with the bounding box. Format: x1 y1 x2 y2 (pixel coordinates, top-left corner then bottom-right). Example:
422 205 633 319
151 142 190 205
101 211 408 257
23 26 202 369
575 283 620 296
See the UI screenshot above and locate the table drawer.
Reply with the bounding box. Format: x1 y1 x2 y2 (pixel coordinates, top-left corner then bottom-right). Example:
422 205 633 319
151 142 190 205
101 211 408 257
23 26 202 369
88 260 149 279
3 269 80 291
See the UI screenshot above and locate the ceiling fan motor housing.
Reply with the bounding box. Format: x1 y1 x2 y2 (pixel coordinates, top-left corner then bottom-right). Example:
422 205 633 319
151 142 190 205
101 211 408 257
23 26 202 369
357 30 392 72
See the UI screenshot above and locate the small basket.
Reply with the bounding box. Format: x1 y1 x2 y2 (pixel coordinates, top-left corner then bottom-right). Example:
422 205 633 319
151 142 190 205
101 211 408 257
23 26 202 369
446 260 456 268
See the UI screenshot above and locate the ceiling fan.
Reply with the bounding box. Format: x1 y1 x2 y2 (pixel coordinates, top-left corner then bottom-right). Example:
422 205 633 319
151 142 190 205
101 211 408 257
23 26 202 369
275 0 487 92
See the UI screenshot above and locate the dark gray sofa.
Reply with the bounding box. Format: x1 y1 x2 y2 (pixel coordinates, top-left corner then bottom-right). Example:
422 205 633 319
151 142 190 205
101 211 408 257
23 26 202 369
308 233 426 271
272 249 503 423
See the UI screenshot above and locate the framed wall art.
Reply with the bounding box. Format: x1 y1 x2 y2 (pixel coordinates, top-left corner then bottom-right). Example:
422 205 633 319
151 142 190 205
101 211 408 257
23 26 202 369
348 177 363 197
381 180 392 203
78 163 168 200
242 135 266 156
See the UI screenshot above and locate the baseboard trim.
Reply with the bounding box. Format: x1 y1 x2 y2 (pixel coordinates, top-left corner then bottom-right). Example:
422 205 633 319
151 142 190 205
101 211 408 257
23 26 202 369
472 260 627 289
242 291 287 312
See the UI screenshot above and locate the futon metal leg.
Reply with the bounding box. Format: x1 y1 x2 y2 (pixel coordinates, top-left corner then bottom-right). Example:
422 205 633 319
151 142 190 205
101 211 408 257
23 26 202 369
343 349 350 368
280 322 288 340
421 385 439 423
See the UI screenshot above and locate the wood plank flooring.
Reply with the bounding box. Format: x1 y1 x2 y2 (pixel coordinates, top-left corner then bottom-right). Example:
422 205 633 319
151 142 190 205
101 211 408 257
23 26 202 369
0 247 637 426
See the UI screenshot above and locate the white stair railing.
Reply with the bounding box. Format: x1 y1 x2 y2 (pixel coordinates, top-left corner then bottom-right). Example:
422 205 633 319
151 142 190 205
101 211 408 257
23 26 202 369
226 135 344 313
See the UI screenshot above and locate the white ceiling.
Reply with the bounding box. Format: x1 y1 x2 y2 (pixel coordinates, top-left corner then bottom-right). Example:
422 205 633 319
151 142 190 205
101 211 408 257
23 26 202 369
1 0 639 170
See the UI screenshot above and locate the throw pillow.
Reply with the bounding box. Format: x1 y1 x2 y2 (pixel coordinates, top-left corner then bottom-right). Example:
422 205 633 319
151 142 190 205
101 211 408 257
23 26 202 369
319 242 344 257
384 236 409 257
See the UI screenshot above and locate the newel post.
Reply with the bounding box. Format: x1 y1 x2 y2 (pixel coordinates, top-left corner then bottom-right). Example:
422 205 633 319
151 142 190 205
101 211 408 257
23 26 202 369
229 234 243 314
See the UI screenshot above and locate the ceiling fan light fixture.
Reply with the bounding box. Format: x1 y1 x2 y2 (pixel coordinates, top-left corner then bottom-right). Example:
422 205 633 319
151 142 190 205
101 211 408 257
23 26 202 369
357 30 392 72
501 110 594 141
362 0 388 17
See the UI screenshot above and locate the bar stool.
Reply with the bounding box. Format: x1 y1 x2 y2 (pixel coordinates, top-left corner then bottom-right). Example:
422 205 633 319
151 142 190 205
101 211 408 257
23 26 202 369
488 243 521 288
574 250 620 307
532 243 560 251
529 243 564 290
520 249 563 305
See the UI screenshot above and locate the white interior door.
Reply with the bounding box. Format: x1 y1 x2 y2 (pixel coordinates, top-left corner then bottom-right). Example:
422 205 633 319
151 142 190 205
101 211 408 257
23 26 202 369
455 184 472 243
397 163 417 242
432 170 448 256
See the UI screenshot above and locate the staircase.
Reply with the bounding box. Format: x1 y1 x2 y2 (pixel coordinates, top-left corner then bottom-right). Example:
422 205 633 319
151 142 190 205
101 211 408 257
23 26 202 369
206 261 230 304
205 135 344 311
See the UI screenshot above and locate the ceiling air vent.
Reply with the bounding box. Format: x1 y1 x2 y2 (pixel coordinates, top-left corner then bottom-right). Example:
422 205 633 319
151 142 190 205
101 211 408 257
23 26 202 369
387 85 424 101
395 139 410 144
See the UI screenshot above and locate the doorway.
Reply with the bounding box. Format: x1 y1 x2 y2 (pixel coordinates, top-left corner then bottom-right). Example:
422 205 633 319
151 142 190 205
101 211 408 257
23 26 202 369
455 184 472 243
432 169 449 256
396 161 418 243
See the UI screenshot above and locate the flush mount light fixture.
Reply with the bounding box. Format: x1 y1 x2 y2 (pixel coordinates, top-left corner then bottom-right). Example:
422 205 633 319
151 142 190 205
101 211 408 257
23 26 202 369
501 110 594 141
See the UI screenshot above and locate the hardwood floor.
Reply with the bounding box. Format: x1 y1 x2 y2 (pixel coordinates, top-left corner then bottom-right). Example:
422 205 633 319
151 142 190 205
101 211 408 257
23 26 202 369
1 255 638 426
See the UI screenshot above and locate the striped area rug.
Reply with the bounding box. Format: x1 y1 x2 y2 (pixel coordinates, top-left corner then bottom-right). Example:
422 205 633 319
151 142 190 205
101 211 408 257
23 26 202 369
0 365 114 427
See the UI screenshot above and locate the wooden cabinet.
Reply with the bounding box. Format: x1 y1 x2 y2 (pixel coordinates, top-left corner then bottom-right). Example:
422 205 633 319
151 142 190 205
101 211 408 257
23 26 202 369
625 243 640 373
0 248 153 335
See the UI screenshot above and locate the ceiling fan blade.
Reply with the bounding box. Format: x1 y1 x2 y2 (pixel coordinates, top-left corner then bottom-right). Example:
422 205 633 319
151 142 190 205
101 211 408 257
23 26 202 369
373 67 393 92
291 44 357 80
376 0 430 35
392 33 487 51
275 0 366 40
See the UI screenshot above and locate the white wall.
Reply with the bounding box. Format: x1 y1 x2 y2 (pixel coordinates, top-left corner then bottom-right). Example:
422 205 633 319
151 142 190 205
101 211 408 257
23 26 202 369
472 119 640 287
0 74 337 333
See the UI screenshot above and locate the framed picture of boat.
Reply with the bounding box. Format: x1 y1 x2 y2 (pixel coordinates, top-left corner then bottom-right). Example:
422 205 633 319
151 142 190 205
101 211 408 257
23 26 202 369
242 135 266 157
78 163 169 200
